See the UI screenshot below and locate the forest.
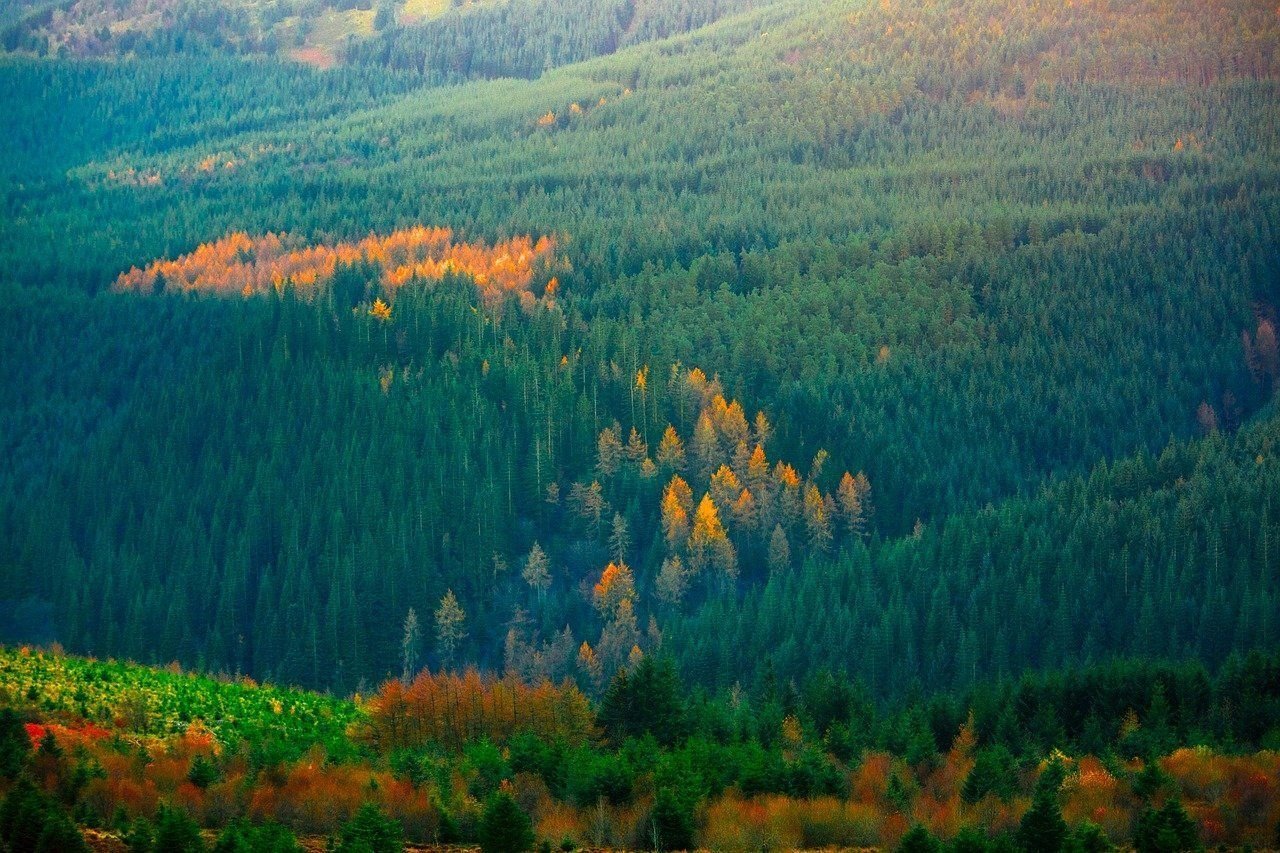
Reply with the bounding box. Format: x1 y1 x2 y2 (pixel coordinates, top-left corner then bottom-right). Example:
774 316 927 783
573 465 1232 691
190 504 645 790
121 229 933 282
0 0 1278 848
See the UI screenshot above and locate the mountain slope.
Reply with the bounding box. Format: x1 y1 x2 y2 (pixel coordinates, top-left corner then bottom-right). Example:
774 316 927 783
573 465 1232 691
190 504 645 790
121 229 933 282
1 0 777 70
0 0 1276 699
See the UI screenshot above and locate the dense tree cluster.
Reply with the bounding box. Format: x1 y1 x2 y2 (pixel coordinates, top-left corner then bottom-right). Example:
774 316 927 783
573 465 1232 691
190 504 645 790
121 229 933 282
2 647 1279 849
114 226 563 309
1 0 772 70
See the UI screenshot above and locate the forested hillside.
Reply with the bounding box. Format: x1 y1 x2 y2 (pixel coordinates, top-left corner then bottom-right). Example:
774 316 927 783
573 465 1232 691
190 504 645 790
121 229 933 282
0 646 1277 849
1 0 773 71
0 0 1278 846
2 0 1276 698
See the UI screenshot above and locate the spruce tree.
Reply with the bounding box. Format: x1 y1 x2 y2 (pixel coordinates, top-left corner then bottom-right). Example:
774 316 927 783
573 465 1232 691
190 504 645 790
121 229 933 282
1016 760 1068 853
0 709 31 778
897 823 942 853
479 792 535 853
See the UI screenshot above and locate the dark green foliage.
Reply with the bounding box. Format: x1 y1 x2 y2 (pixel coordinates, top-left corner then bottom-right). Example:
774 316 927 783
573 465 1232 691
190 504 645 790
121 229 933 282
0 54 1274 696
336 803 402 853
0 708 31 778
478 793 535 853
0 19 1275 850
1 777 53 853
1133 758 1171 801
213 819 302 853
1016 760 1068 853
649 787 696 852
1134 800 1201 853
153 805 205 853
464 740 510 800
347 0 769 82
951 827 991 853
899 823 943 853
126 817 155 853
34 809 88 853
886 772 915 813
0 7 1276 701
565 749 633 807
963 746 1018 803
187 754 220 789
58 756 104 809
0 776 88 853
507 734 568 798
598 657 687 746
1066 822 1115 853
35 730 60 760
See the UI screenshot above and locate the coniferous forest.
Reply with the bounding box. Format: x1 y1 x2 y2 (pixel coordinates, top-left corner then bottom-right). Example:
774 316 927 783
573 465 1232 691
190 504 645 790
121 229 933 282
0 0 1278 849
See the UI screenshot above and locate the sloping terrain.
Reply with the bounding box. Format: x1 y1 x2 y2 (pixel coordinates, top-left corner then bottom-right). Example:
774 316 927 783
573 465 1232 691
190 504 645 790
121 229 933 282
0 0 1276 724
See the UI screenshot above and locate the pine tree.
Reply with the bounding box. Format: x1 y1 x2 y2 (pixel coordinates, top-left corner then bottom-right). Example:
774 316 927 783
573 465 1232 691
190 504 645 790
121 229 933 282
655 556 689 607
153 804 205 853
521 542 551 604
656 425 686 472
650 787 695 851
401 607 421 684
435 590 467 668
898 823 942 853
34 811 88 853
767 524 791 574
479 792 534 853
0 709 31 779
609 513 631 565
336 803 402 853
1016 760 1068 852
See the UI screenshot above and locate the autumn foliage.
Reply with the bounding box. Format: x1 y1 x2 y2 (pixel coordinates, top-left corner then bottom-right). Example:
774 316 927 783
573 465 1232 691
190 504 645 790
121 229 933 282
360 668 594 752
840 0 1280 92
115 226 562 309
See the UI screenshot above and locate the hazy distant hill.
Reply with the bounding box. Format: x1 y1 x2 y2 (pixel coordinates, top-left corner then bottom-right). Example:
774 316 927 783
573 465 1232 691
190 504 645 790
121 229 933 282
2 0 776 70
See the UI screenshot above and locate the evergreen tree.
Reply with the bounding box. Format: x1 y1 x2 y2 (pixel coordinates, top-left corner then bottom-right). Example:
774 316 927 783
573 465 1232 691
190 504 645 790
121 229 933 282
649 787 695 852
153 805 205 853
1133 800 1200 853
336 803 403 853
187 754 219 789
478 792 535 853
0 777 53 853
401 608 421 684
598 657 686 746
898 823 942 853
34 810 88 853
125 817 155 853
1016 761 1068 853
962 746 1018 803
0 708 31 778
1066 822 1115 853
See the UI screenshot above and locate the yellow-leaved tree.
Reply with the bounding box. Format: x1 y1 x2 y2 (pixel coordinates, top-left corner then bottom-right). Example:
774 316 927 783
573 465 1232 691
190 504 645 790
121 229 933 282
689 494 737 587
